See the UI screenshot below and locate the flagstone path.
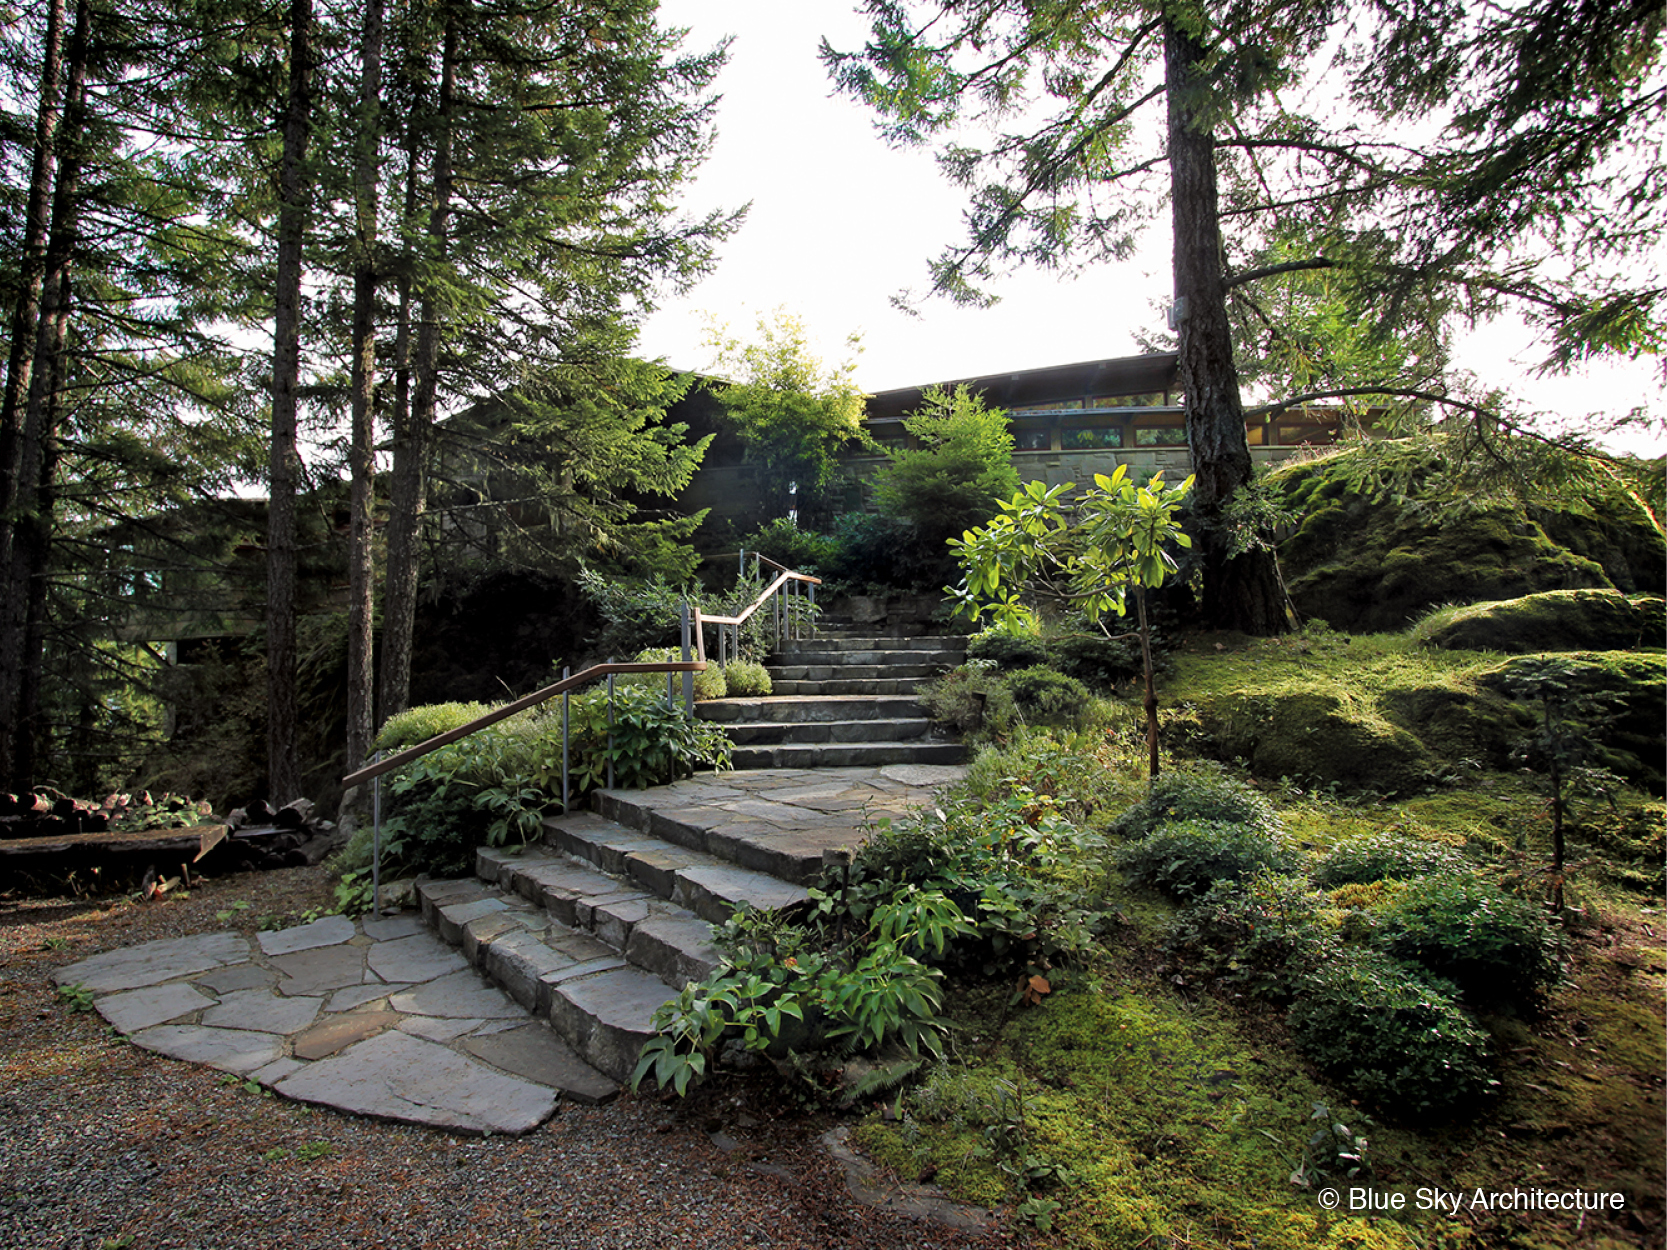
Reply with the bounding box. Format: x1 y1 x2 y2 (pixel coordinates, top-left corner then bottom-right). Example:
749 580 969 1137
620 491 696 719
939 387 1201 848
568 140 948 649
50 763 968 1139
52 910 607 1136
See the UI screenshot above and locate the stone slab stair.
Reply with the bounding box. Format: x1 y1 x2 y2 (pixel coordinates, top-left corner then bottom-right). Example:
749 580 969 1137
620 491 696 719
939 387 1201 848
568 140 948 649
698 631 970 769
413 792 821 1091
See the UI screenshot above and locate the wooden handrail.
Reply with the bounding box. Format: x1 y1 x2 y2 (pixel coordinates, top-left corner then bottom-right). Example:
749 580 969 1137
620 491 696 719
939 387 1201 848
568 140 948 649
343 660 707 789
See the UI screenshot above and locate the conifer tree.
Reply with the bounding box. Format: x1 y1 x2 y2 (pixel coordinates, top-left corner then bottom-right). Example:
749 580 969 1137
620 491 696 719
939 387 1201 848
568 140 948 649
825 0 1664 634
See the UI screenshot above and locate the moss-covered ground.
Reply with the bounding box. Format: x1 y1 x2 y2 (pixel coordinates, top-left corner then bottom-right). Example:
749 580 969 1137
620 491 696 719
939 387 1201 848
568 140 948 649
845 629 1663 1249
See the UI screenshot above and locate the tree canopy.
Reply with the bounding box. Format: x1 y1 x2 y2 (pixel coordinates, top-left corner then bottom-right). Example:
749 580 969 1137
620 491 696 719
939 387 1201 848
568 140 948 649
824 0 1665 632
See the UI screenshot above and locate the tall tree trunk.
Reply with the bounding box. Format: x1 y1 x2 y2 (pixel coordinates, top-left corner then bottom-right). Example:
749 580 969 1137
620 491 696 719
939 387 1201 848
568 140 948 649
376 141 418 724
345 0 384 776
380 17 456 722
16 290 69 788
1164 14 1289 635
1 0 87 791
0 0 67 551
267 0 314 805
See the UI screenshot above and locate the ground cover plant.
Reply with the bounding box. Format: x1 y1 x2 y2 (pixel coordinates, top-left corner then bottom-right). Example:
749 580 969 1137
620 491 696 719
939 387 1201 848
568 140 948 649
332 693 731 909
637 618 1663 1249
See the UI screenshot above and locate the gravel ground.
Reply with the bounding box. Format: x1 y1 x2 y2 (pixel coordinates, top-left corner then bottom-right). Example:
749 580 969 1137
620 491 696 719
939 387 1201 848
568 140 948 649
1 867 1031 1250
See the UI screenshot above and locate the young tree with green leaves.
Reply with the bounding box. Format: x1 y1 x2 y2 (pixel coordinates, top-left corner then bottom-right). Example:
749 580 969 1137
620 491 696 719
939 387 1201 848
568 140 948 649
947 466 1193 776
824 1 1665 635
702 308 867 526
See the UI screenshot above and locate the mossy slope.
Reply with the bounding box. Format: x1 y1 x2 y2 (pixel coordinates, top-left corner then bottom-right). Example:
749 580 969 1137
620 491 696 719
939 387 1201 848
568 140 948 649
1169 638 1665 795
1417 589 1665 654
1273 449 1665 633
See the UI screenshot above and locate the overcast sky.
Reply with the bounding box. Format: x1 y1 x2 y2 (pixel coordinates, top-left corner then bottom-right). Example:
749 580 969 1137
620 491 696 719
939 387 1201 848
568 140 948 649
636 1 1664 454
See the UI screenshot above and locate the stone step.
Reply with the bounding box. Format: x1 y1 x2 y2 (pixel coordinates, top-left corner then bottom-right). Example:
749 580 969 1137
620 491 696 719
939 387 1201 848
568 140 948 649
720 717 933 745
770 677 934 696
731 740 966 770
541 809 813 919
696 695 926 724
777 634 968 652
413 812 813 1085
767 662 943 681
593 787 842 887
769 648 965 667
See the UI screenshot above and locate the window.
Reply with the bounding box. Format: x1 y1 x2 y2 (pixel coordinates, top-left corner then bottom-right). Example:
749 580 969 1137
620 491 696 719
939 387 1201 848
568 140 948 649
1062 425 1122 449
1134 426 1188 446
1013 427 1052 450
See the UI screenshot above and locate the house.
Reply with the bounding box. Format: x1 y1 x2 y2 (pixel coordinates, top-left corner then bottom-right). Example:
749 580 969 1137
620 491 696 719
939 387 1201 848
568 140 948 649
680 351 1347 527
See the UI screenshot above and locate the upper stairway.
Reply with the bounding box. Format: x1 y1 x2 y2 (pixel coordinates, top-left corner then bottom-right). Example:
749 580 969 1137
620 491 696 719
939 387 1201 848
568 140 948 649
695 628 969 769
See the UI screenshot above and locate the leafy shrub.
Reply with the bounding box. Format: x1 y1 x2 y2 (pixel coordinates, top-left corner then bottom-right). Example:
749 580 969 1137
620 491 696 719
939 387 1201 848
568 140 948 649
1377 874 1561 1008
870 384 1020 551
1312 834 1469 887
1044 631 1148 690
967 629 1050 670
919 665 1018 736
1164 872 1339 1001
723 659 773 697
1288 951 1495 1120
576 567 691 658
375 702 494 752
824 509 951 593
739 517 840 575
1006 665 1092 726
632 898 954 1097
566 685 732 791
1116 818 1301 900
625 647 725 701
337 693 731 899
1107 765 1284 841
835 794 1106 979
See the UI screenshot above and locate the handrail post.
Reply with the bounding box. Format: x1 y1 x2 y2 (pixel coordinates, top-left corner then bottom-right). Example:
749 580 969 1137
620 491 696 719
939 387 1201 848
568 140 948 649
680 601 694 713
371 750 382 915
808 580 815 637
738 548 745 580
561 665 570 814
606 667 616 790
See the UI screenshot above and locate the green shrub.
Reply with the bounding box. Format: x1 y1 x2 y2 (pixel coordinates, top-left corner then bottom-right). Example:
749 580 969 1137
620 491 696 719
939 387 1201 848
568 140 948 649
1377 874 1561 1008
919 664 1018 736
1045 631 1148 690
567 685 732 790
1006 666 1092 726
870 385 1020 552
1312 834 1469 887
1116 818 1301 900
739 517 840 575
825 509 952 593
966 630 1049 670
576 567 690 657
1164 871 1339 1001
723 659 773 697
375 702 495 752
627 648 726 701
337 693 731 899
633 897 955 1098
1288 951 1495 1120
834 794 1105 978
1107 765 1284 841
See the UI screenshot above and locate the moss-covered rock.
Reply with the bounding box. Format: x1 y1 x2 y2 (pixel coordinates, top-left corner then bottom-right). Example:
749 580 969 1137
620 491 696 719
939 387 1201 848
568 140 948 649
1168 638 1663 795
1273 447 1665 633
1415 589 1666 653
1478 650 1667 793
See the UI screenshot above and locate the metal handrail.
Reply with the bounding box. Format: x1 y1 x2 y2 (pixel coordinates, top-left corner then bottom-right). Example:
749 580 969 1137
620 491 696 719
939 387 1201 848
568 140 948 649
342 659 707 789
691 549 821 665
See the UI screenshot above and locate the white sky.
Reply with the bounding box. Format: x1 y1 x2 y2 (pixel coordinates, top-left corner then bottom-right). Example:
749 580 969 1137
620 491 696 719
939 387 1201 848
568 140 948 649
638 0 1665 456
